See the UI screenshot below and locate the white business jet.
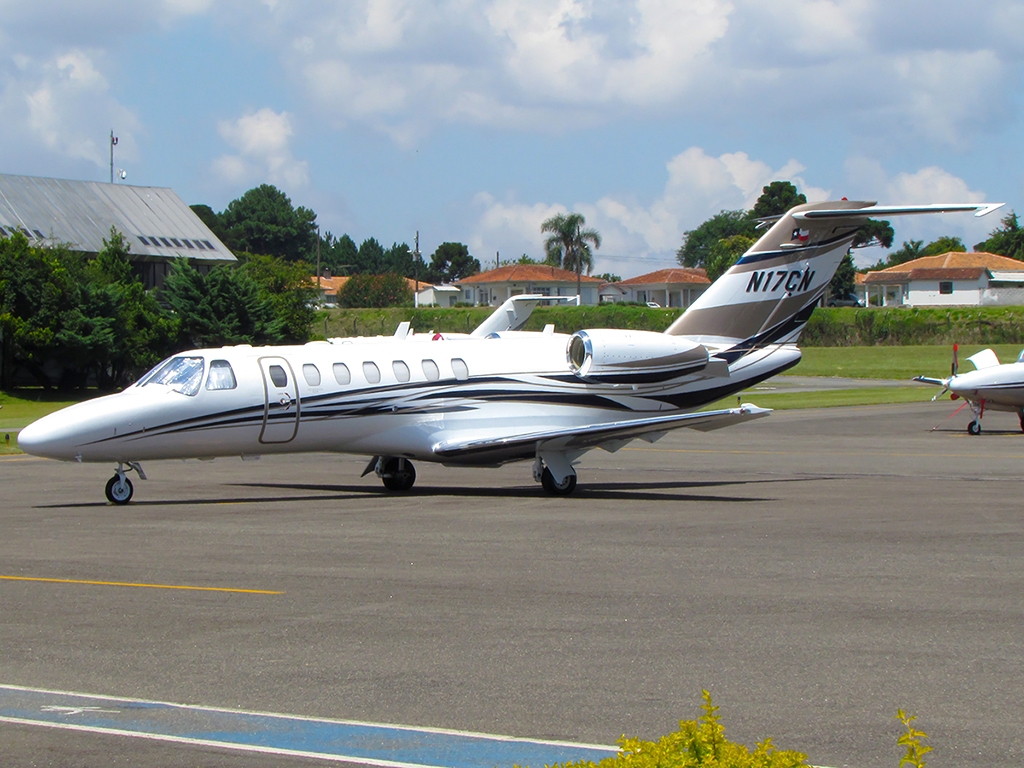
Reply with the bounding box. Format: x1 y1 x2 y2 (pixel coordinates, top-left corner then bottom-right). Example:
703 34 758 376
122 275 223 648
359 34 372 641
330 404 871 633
19 200 1001 503
915 344 1024 434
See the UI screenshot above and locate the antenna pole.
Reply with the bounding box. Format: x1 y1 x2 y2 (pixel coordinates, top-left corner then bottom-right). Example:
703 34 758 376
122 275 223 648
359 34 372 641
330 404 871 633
109 131 118 184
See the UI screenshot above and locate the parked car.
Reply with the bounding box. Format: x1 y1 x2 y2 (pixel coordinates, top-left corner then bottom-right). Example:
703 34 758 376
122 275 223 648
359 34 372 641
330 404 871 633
827 293 864 307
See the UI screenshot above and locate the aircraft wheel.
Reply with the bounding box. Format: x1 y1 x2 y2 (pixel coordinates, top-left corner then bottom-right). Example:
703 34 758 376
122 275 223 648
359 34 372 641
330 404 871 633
381 457 416 492
105 475 134 505
541 466 577 496
967 420 981 436
1019 413 1024 433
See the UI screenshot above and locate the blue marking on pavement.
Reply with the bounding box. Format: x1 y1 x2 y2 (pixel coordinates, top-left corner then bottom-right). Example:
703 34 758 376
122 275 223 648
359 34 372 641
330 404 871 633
0 685 618 767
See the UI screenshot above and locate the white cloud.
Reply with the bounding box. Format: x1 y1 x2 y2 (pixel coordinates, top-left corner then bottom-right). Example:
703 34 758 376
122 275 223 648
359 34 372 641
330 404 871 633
471 146 830 276
0 48 140 170
214 108 309 189
844 157 999 263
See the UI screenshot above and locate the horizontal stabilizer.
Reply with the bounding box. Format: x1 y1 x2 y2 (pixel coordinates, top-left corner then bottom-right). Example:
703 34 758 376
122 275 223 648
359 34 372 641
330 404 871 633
795 202 1003 220
433 404 771 462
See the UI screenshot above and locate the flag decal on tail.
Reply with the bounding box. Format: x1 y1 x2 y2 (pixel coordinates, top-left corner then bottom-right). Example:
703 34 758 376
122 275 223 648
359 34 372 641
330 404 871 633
792 227 810 242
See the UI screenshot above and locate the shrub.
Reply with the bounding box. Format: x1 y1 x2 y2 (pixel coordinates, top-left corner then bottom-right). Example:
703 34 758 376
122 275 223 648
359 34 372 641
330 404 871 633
539 691 809 768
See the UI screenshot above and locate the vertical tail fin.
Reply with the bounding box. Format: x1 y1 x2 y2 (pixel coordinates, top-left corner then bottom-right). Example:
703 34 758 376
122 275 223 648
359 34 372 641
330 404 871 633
665 201 1002 358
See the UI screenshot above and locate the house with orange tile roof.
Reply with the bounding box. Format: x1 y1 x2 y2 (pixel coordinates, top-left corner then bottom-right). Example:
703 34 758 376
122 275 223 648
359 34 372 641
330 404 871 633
600 267 711 308
454 264 604 306
862 252 1024 307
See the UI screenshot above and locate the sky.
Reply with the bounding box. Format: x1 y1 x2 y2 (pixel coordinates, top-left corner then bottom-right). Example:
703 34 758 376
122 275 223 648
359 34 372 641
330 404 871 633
2 0 1023 276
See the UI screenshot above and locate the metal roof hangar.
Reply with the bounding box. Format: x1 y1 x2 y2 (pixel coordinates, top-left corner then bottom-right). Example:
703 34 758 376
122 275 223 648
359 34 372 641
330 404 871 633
0 173 235 288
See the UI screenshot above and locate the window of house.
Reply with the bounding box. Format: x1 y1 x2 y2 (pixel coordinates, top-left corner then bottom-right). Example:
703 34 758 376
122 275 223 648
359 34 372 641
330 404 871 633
303 363 322 386
422 359 440 381
363 361 381 384
393 361 411 382
939 281 953 295
451 358 469 381
333 363 351 385
206 360 237 390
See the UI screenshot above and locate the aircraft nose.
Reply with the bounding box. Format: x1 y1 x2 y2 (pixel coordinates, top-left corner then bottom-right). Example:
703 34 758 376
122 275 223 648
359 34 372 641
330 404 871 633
16 415 68 459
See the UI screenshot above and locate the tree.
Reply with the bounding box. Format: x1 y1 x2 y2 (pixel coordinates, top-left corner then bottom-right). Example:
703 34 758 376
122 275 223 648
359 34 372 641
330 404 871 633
751 181 806 219
356 238 385 274
852 219 894 249
541 212 601 296
705 234 755 281
828 252 857 300
220 184 317 261
920 236 966 257
975 211 1024 260
595 272 621 282
336 273 413 308
677 210 756 269
320 233 358 276
238 254 318 344
162 259 280 348
427 242 481 283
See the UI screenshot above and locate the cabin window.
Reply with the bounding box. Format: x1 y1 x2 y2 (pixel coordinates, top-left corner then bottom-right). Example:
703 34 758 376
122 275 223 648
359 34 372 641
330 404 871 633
451 358 469 381
303 363 322 386
393 361 411 382
939 281 953 295
333 363 351 385
268 364 288 387
422 359 440 381
363 361 381 384
206 360 237 390
139 356 205 396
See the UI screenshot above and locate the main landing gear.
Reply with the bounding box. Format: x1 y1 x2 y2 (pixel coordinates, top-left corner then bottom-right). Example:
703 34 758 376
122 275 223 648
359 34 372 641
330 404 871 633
364 456 417 492
104 462 146 505
533 455 578 496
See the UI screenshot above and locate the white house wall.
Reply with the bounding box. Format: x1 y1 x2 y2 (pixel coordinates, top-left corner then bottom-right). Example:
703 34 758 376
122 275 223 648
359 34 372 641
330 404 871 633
907 278 984 306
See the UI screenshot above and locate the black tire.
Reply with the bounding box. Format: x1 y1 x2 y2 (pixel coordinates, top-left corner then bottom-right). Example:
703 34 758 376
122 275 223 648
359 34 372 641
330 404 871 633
967 420 981 436
541 466 577 495
105 475 134 505
381 457 416 492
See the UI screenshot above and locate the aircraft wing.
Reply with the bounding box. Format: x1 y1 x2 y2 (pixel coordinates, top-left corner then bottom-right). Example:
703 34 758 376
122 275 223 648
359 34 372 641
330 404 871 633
432 404 771 463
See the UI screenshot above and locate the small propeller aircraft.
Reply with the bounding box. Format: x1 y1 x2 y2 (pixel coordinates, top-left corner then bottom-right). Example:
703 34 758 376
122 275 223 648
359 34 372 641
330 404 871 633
915 343 1024 434
19 200 1001 502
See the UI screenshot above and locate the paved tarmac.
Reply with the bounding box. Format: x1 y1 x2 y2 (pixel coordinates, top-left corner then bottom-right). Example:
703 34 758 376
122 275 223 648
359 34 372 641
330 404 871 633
1 402 1023 768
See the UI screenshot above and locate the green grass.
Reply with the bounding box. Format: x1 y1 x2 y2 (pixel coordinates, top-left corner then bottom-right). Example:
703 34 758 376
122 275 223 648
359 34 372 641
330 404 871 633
723 386 935 411
0 390 86 454
785 344 1023 380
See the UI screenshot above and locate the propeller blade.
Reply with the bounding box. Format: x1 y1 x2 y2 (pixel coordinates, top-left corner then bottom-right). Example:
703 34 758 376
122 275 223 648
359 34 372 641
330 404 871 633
952 343 959 377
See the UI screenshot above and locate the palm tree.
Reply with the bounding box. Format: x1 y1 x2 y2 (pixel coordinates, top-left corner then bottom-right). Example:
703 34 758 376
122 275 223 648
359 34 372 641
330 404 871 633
541 212 601 298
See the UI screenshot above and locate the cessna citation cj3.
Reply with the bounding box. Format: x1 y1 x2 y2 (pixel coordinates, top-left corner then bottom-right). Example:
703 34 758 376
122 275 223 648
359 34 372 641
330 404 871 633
19 200 1001 503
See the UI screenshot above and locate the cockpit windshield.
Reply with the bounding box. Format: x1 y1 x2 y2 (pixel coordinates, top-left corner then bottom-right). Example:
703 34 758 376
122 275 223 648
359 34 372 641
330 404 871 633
1018 348 1024 363
136 356 205 396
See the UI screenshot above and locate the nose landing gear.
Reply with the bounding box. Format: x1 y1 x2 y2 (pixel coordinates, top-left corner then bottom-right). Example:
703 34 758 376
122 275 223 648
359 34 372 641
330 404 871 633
104 462 146 505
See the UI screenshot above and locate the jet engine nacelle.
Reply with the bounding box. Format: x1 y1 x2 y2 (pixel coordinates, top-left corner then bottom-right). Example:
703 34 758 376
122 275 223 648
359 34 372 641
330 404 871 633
567 329 709 383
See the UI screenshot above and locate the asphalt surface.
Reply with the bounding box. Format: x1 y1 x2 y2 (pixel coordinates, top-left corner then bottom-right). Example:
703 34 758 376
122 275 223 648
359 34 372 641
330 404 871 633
2 401 1023 768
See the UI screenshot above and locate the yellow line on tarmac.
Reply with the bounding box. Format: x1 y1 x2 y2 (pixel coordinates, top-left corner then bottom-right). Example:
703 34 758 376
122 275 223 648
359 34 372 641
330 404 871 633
0 575 282 595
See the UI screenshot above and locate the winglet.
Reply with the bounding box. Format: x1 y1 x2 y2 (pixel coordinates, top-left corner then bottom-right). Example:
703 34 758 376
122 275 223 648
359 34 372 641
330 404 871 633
470 294 577 338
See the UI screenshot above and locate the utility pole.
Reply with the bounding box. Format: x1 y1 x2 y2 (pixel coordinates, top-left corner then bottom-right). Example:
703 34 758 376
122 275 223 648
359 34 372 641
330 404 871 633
109 131 118 184
411 231 422 307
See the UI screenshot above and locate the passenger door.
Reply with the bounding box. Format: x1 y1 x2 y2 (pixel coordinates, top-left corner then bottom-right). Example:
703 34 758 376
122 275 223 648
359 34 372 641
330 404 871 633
259 357 299 443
